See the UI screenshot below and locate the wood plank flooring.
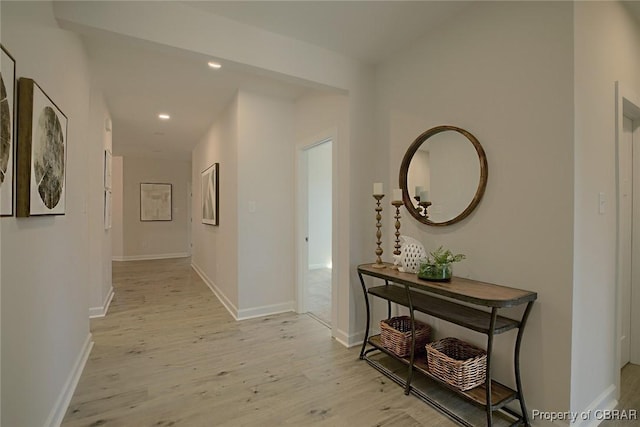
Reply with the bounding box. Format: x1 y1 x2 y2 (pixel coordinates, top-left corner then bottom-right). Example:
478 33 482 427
306 268 331 326
61 258 455 427
61 258 640 426
601 363 640 427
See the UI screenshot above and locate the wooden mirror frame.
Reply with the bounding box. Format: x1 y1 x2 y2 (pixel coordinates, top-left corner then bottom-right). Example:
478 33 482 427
399 125 488 226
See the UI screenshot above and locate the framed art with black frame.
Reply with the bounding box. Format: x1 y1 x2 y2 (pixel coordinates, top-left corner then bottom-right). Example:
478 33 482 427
16 78 68 217
1 44 16 216
202 163 219 226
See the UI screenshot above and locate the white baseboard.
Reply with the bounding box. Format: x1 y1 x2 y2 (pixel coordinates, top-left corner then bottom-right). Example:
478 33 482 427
45 333 94 427
191 262 239 320
89 286 114 319
191 262 296 322
566 385 617 427
309 263 329 270
112 252 190 261
334 328 366 348
237 302 295 321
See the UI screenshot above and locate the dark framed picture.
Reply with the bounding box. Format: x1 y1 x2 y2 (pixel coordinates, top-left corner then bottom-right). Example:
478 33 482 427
1 44 16 216
140 182 172 221
16 78 68 217
202 163 219 226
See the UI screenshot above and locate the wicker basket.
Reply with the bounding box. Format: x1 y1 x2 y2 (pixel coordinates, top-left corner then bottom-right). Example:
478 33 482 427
426 337 487 391
380 316 432 357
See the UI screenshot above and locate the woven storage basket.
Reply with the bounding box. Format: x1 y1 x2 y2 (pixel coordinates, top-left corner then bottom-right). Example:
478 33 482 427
380 316 431 357
426 337 487 391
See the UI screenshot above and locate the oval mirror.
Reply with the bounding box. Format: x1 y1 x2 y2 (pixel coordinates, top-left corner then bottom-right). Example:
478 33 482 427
399 125 488 226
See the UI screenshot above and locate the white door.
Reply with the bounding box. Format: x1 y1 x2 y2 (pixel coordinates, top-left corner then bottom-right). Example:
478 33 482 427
620 115 633 367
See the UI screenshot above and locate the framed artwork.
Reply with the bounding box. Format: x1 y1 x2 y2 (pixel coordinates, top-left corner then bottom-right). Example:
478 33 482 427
104 149 112 190
201 162 219 226
16 78 68 217
104 189 112 230
1 45 16 216
140 182 172 221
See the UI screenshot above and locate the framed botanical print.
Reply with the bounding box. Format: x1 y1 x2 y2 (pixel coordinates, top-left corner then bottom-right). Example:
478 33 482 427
1 44 16 216
140 183 172 221
202 163 219 226
16 78 68 216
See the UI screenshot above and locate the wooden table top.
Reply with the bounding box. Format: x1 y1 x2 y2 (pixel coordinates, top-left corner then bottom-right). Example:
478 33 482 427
358 263 537 308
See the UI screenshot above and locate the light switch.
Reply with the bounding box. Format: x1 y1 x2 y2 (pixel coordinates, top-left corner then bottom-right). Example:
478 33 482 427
598 192 605 214
248 201 256 213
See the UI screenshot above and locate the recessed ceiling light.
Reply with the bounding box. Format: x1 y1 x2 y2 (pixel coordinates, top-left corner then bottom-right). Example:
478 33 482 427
207 61 222 69
158 114 170 120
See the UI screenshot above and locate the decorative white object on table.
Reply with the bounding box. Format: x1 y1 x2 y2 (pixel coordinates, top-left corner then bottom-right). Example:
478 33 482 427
393 235 427 273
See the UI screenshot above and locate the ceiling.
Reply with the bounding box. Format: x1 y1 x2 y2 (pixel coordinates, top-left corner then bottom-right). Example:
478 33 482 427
84 35 312 160
77 1 640 161
183 1 468 65
76 1 470 160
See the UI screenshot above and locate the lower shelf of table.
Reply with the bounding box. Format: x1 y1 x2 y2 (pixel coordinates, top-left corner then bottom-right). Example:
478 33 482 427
367 335 519 411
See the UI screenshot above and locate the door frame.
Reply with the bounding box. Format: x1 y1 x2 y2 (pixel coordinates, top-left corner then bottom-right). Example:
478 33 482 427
295 128 338 332
615 81 640 394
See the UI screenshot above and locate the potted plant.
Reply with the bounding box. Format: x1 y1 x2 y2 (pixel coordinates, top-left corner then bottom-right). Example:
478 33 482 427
418 246 466 281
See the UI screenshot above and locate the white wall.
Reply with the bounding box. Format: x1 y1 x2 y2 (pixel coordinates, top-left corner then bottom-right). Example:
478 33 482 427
191 96 239 313
572 0 640 417
192 91 297 319
120 156 191 260
295 91 351 337
111 156 124 259
87 85 113 316
307 141 332 269
377 1 574 420
236 91 295 317
1 2 102 425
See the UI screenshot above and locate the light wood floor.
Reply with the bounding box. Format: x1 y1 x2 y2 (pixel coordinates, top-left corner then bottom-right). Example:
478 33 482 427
306 268 331 326
600 363 640 427
62 258 640 426
62 258 455 427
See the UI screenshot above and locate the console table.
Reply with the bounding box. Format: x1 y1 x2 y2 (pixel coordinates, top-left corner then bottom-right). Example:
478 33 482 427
357 263 537 427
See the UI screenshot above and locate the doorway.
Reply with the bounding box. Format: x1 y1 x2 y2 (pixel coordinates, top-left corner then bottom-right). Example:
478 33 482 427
619 115 634 367
297 137 333 328
616 82 640 390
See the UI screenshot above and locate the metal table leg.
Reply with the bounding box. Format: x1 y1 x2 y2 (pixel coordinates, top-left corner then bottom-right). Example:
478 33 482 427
404 284 416 395
485 307 498 426
515 302 534 426
358 271 371 360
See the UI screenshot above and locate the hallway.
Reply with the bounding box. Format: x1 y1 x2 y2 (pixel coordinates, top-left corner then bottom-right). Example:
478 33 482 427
61 259 453 426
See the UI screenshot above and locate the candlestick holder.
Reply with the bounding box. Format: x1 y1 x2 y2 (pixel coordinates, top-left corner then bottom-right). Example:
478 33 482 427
412 196 432 219
372 194 385 268
391 200 403 270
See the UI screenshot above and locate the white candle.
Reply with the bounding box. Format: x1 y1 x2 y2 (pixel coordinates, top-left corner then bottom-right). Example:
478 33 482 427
392 189 403 202
415 186 424 198
373 182 384 195
419 190 430 202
